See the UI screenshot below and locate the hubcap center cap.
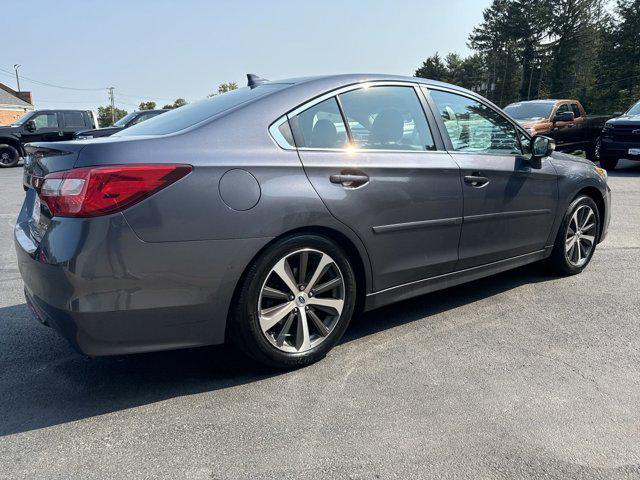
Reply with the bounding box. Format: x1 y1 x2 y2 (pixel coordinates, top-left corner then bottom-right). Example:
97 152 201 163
295 292 309 307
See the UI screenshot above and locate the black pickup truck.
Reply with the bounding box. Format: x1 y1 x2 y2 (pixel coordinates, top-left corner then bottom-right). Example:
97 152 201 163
74 109 167 139
0 109 97 168
598 100 640 170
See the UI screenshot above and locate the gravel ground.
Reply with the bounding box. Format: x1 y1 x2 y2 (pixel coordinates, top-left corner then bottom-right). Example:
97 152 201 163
0 161 639 479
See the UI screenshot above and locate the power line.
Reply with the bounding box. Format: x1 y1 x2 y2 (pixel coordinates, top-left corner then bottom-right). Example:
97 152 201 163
0 66 107 91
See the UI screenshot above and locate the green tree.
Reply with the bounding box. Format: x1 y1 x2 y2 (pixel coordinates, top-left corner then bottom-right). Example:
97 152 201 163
546 0 601 98
162 98 188 109
208 81 239 97
415 53 448 82
138 101 157 110
97 105 127 127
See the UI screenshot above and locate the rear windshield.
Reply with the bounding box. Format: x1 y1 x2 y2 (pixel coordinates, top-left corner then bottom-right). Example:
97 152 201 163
116 84 287 136
504 102 554 121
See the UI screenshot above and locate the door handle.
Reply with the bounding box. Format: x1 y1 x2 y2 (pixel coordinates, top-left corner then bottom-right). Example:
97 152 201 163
464 174 489 187
330 173 369 188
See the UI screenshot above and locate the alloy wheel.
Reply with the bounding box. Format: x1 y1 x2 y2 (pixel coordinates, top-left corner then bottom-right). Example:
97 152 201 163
565 205 596 267
0 150 12 165
258 248 345 353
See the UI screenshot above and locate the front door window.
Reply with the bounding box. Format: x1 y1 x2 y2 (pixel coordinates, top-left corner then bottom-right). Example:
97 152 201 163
429 89 521 155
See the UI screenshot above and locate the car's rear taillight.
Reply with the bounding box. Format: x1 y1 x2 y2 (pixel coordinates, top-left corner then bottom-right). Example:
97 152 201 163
39 164 192 218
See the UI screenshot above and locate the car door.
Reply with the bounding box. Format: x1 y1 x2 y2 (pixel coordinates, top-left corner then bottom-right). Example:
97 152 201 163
425 87 558 270
21 112 62 143
60 111 88 140
551 103 574 147
291 83 463 291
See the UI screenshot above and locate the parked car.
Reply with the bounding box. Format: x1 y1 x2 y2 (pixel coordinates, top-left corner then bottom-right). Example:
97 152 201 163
0 109 97 168
598 100 640 170
504 99 610 160
74 109 168 139
16 74 610 368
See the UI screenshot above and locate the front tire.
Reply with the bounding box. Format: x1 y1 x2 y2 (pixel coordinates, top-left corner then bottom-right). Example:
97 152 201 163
0 144 20 168
586 137 601 162
229 234 357 369
549 195 600 275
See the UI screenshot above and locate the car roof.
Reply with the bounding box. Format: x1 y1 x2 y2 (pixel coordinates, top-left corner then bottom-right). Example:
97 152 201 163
30 109 89 113
264 73 476 96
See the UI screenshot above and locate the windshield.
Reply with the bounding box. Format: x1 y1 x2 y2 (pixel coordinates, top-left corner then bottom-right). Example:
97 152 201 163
627 101 640 116
10 111 35 126
504 102 554 121
116 84 288 136
113 112 138 127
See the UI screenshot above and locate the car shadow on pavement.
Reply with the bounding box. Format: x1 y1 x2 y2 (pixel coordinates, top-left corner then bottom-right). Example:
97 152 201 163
605 159 640 176
0 262 556 437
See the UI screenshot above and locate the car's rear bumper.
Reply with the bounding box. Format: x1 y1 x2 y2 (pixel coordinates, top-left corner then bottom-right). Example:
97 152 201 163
15 204 271 356
600 137 640 160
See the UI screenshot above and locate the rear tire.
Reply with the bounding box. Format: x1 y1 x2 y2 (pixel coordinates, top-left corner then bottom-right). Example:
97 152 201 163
229 234 357 369
0 144 20 168
548 195 600 276
600 157 618 170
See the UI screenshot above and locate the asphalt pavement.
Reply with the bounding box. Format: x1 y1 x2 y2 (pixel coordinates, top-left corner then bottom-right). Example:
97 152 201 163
1 161 639 479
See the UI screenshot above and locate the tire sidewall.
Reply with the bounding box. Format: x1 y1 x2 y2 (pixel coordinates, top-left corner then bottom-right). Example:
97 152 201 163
0 145 19 168
235 234 357 368
554 195 600 275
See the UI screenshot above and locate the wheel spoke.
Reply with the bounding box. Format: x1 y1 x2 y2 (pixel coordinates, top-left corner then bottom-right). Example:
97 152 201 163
298 251 308 285
565 235 577 252
580 208 594 230
312 277 342 295
262 286 289 301
295 309 311 351
276 312 296 347
582 222 595 232
260 301 294 331
576 241 583 263
308 297 343 315
272 257 298 294
308 308 330 336
581 234 595 245
305 253 333 292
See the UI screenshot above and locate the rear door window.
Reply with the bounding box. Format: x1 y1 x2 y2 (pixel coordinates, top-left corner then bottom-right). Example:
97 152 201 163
289 98 349 149
570 104 581 118
338 86 435 150
62 112 85 128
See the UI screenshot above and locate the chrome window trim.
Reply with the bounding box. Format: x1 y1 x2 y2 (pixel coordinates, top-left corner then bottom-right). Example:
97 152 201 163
287 80 420 119
296 147 449 154
279 80 441 154
268 115 295 150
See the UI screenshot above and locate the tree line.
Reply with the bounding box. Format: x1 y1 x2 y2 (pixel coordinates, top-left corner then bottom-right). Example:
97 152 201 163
415 0 640 113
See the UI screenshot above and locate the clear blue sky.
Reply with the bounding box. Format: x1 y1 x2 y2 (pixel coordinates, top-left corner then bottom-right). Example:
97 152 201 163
3 0 489 112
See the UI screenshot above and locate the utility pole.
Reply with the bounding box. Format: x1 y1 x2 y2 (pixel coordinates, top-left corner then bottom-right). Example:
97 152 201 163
13 64 21 92
108 87 115 124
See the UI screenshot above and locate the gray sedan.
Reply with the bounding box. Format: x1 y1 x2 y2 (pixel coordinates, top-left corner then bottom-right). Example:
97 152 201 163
15 74 611 368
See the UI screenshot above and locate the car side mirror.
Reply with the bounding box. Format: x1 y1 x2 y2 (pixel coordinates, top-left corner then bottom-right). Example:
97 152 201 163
553 111 574 123
528 135 555 168
25 120 36 132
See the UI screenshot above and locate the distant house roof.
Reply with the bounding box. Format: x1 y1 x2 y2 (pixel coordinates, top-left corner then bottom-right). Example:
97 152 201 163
0 83 34 109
